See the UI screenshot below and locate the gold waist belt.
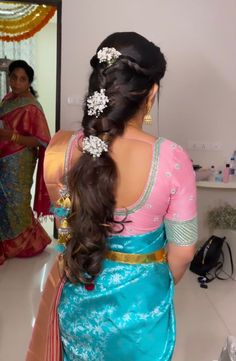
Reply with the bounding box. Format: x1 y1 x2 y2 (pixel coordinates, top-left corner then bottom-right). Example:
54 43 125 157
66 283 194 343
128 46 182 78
106 248 167 264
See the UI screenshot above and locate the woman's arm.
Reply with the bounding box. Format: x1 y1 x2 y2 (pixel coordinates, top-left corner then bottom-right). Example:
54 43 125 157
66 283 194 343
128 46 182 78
163 142 198 285
167 243 196 284
0 128 40 147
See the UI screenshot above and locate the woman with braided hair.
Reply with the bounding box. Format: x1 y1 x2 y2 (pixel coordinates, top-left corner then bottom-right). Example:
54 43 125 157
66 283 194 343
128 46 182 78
27 32 197 361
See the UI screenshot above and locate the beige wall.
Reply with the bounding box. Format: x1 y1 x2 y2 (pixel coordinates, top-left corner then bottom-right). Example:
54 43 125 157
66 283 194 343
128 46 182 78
61 0 236 240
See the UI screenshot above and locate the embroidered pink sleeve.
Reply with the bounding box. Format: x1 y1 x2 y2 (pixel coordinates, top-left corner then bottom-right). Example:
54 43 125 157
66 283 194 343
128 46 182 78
164 145 198 246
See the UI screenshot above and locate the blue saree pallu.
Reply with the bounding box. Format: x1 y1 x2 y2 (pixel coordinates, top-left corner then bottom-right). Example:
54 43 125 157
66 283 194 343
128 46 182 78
58 225 176 361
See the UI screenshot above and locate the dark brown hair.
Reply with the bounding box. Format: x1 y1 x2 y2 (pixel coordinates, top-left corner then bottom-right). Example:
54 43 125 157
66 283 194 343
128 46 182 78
9 60 38 97
64 32 167 284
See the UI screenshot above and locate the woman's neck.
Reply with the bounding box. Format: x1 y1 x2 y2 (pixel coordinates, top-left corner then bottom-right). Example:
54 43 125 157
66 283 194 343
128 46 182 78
126 111 144 130
124 122 145 138
12 90 32 98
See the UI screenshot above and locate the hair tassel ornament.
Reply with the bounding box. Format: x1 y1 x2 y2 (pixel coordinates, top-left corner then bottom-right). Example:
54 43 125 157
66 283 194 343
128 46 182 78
50 185 72 252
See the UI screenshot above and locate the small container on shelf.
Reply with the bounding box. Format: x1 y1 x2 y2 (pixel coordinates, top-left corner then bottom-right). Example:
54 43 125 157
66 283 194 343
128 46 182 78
223 163 230 183
215 170 223 182
229 156 235 180
209 165 216 181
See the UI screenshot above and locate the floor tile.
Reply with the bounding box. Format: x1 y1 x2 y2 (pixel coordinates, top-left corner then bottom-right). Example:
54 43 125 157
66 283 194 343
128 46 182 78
173 277 230 361
0 288 41 360
206 283 236 335
0 246 57 290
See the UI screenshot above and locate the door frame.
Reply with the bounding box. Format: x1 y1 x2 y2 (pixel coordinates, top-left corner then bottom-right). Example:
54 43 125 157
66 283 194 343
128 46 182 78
0 0 62 131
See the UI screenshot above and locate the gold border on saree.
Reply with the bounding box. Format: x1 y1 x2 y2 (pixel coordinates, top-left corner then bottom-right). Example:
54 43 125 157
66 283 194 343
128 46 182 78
106 248 167 264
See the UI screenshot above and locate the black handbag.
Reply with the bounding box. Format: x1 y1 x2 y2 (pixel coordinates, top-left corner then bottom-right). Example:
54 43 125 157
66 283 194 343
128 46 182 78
189 235 234 285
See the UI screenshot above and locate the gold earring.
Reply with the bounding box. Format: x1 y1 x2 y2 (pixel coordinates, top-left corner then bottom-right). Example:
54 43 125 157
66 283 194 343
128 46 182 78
144 106 152 125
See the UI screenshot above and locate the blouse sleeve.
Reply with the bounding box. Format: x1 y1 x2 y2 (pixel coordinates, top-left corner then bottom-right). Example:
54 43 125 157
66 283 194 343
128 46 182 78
164 145 198 246
44 130 82 206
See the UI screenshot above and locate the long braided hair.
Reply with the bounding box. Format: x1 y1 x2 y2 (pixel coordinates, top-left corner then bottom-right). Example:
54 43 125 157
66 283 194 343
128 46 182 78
64 32 167 285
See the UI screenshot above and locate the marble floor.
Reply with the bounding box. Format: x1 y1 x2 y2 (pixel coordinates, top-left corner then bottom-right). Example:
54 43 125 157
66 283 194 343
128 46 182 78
0 243 236 361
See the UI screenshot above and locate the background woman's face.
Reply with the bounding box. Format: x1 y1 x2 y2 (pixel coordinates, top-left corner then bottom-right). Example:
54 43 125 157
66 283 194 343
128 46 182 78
9 68 30 96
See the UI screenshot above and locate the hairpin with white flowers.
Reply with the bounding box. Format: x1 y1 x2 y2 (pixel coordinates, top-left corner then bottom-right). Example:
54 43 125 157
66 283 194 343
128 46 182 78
87 88 109 119
97 47 121 67
82 135 108 158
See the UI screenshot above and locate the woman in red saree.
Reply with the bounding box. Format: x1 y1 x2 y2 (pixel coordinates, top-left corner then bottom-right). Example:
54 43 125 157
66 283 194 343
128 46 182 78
0 60 51 265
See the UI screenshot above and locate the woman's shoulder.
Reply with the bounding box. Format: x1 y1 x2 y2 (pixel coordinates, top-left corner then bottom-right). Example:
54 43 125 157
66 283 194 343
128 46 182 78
159 137 180 147
48 129 75 148
44 129 83 202
48 129 83 149
46 129 83 172
2 92 13 102
159 137 185 152
159 137 192 165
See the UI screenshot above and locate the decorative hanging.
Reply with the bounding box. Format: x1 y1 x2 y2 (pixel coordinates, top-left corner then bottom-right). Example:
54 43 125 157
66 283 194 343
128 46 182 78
0 2 56 42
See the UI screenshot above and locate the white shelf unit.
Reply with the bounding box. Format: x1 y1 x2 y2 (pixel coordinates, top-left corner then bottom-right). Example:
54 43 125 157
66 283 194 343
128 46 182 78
197 181 236 189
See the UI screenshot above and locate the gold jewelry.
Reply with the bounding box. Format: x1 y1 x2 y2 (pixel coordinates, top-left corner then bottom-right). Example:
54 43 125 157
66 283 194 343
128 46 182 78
106 248 167 264
11 133 16 142
11 132 20 143
11 132 17 142
143 106 152 125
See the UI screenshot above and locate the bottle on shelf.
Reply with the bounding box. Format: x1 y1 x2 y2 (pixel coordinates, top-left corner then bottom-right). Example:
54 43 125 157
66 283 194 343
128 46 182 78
215 170 223 182
223 164 230 183
229 156 235 181
209 165 216 181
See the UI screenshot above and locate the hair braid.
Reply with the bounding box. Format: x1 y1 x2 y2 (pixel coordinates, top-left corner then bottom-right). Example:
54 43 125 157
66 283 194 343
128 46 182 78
64 32 167 285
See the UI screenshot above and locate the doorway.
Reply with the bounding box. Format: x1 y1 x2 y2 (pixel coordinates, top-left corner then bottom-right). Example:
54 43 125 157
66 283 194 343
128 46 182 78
0 0 62 236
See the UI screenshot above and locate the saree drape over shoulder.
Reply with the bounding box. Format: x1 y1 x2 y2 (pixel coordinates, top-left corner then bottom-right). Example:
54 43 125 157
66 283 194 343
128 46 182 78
0 92 51 265
26 130 198 361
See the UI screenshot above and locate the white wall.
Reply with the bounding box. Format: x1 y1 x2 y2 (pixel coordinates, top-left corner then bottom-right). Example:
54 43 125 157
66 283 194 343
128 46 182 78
157 1 236 170
32 20 57 237
60 0 172 132
34 21 57 136
61 0 236 164
61 0 236 240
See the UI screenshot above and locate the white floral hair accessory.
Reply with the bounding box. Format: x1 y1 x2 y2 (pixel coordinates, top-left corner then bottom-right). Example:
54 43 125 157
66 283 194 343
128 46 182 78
87 88 109 118
83 135 108 158
97 47 121 66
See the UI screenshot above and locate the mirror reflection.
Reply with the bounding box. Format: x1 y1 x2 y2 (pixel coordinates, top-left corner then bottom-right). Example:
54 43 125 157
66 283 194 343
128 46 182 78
0 58 52 264
0 1 58 357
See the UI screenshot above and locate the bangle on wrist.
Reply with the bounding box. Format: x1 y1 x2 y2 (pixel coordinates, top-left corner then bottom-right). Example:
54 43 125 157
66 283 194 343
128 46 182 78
11 132 20 143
